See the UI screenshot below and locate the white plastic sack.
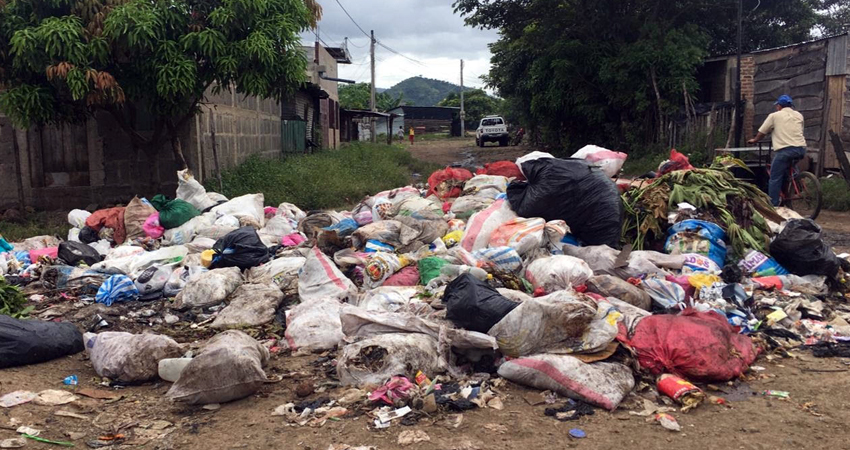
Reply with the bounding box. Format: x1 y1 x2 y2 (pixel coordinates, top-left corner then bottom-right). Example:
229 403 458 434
497 288 532 303
489 217 546 256
277 202 307 223
337 333 447 386
562 245 680 279
544 220 568 253
186 236 217 253
298 247 356 302
463 175 508 199
214 214 241 228
164 266 208 298
176 169 217 211
166 330 268 405
246 257 306 287
525 255 593 293
497 354 634 410
260 216 293 239
461 199 517 252
163 214 215 246
67 227 81 243
515 151 555 171
211 194 264 224
90 240 111 255
211 283 284 329
105 245 146 261
488 291 606 357
94 246 189 278
84 332 183 382
449 196 494 219
135 265 175 299
173 267 243 310
571 145 628 178
284 298 343 351
68 209 91 228
355 286 429 315
473 246 523 272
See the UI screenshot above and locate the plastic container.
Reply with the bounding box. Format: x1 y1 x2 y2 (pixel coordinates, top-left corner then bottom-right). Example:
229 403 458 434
158 357 193 382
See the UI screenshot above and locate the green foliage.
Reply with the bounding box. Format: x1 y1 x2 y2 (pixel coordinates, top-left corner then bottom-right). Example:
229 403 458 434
0 211 67 242
1 276 32 318
384 76 473 107
339 82 405 112
438 89 503 129
820 177 850 212
0 0 315 153
453 0 837 151
209 143 441 209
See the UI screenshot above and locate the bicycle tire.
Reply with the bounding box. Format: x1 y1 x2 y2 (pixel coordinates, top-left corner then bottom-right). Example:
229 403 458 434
785 171 822 220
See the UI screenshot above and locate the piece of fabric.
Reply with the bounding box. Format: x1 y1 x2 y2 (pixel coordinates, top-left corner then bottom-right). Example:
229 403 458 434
85 207 127 245
758 108 806 150
769 146 806 206
96 274 141 306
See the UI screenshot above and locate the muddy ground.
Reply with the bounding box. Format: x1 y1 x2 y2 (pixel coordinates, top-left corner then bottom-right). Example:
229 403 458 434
4 138 850 450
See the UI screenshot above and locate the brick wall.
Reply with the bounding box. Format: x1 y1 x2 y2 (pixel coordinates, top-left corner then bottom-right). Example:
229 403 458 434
740 56 756 139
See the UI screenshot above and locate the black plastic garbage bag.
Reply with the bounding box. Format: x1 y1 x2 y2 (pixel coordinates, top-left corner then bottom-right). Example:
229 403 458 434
507 157 623 248
210 226 271 270
0 315 84 368
769 219 840 278
443 273 519 333
58 241 102 266
79 226 99 244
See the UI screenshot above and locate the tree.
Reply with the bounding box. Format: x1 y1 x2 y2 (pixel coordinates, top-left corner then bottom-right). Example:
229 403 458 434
0 0 320 169
453 0 825 151
438 89 503 129
338 82 405 112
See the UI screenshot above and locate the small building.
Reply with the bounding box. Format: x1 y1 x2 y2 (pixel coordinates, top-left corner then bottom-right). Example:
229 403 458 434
339 110 401 143
387 106 461 135
696 33 849 174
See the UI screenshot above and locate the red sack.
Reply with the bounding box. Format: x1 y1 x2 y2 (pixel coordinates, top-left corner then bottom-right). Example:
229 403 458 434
657 149 694 176
85 207 127 245
476 161 525 181
618 309 757 382
427 167 473 200
383 265 420 287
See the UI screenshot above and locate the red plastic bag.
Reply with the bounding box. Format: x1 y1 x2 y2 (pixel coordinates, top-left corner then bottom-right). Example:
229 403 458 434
475 161 525 180
657 149 694 176
618 309 757 381
85 207 127 245
383 265 420 287
427 167 474 200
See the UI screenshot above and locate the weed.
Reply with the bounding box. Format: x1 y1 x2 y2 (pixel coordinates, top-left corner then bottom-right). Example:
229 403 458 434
820 176 850 212
0 211 67 242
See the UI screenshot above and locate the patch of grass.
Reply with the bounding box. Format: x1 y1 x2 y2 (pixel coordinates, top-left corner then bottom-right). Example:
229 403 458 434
622 153 662 177
209 142 442 210
417 132 453 141
820 176 850 211
0 211 67 242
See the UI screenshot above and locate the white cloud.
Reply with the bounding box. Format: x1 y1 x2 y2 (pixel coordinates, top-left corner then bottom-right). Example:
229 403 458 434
300 0 497 89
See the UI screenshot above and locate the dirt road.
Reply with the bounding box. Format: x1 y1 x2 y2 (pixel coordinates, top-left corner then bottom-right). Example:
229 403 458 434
405 137 530 168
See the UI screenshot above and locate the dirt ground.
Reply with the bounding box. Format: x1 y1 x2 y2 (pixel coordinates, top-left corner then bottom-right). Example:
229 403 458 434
405 136 530 169
6 138 850 450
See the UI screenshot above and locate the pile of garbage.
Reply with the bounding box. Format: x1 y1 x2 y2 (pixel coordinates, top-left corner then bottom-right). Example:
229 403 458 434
2 150 850 432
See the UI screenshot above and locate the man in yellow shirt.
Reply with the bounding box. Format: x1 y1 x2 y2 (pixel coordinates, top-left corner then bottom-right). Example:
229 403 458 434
748 95 807 206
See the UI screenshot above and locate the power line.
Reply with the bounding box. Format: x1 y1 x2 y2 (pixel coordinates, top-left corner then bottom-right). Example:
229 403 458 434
376 40 426 67
333 0 370 39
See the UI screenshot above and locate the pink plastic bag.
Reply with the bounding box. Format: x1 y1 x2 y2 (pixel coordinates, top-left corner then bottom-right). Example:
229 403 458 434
281 233 306 247
29 247 58 262
143 213 164 239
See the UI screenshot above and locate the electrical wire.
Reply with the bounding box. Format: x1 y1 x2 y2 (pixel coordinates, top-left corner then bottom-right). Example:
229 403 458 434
376 40 427 67
333 0 371 39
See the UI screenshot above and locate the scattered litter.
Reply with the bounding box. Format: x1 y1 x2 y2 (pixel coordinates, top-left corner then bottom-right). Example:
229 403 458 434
655 413 681 432
0 391 36 408
33 390 77 406
0 438 26 448
569 428 586 439
397 430 430 446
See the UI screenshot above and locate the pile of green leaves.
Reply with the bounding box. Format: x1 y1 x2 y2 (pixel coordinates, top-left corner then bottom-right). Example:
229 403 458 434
622 163 775 259
0 276 32 318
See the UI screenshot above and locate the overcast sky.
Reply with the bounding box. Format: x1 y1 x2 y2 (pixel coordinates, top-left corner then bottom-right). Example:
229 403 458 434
300 0 498 90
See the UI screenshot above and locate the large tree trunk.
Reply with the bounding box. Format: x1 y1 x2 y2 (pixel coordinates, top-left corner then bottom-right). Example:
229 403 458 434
171 134 188 171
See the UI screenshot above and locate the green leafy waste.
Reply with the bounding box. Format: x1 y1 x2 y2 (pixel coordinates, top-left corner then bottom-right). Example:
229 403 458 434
622 161 775 259
1 275 33 318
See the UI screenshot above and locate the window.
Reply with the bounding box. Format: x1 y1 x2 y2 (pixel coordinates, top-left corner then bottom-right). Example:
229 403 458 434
481 118 503 126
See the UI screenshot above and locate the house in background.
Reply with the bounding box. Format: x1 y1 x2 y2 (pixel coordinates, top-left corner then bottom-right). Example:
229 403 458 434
387 106 461 135
695 33 849 174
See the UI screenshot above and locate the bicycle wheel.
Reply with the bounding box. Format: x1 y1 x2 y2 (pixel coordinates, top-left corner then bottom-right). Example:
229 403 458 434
784 171 822 220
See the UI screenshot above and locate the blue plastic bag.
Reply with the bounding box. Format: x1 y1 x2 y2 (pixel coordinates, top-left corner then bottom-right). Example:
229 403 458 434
472 246 522 272
96 274 140 306
323 218 359 237
665 220 727 268
0 237 12 253
14 251 31 266
365 240 394 253
739 250 788 277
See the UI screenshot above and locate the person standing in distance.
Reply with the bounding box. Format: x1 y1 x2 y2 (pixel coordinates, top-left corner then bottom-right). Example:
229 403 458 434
748 95 807 206
409 126 415 145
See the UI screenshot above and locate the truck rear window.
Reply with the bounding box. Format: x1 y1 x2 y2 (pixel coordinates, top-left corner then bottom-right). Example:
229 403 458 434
482 118 503 126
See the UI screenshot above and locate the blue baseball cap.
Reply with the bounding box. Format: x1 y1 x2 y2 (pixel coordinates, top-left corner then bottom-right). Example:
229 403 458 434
775 95 793 107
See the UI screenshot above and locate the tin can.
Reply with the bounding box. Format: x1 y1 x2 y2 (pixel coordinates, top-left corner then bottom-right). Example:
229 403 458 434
657 374 704 411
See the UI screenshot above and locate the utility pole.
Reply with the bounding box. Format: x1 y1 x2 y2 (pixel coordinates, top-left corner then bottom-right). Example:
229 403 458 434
370 30 377 143
460 59 465 138
734 0 743 147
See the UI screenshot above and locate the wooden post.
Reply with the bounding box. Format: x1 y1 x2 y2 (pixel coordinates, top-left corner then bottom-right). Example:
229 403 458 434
209 110 223 192
829 130 850 190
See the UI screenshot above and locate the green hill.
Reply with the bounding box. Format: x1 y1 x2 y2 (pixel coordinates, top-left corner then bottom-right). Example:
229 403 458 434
384 76 474 107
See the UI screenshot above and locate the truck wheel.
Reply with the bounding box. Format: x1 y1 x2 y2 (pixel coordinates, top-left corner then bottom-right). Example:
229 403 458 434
499 137 508 147
479 138 485 148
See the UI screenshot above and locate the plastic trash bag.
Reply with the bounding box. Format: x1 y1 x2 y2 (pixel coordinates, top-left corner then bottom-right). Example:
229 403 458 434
211 283 284 329
96 274 140 306
150 194 200 229
619 309 757 381
298 246 356 302
571 145 628 178
476 161 524 180
68 209 92 228
428 167 474 200
173 267 243 310
93 246 188 278
641 277 687 310
419 257 449 285
86 207 127 244
245 257 306 288
586 275 652 311
562 245 683 279
352 220 420 250
443 273 519 333
488 291 610 357
354 286 429 315
209 226 270 270
167 330 268 405
507 157 623 248
284 298 343 351
163 265 208 298
124 197 157 241
210 193 265 225
144 213 165 239
58 241 102 266
664 220 728 268
498 354 634 411
163 214 215 246
176 169 218 211
461 199 517 252
383 265 420 287
134 265 174 300
450 195 494 220
463 175 509 199
337 333 447 386
473 246 523 272
489 217 546 256
525 255 593 293
770 219 841 278
84 331 183 382
0 315 84 369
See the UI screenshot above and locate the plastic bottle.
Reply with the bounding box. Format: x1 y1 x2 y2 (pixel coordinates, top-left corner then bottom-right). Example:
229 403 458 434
440 264 488 280
158 357 193 382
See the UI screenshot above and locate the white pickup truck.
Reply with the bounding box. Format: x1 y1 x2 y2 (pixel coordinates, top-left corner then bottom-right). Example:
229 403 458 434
475 116 509 147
